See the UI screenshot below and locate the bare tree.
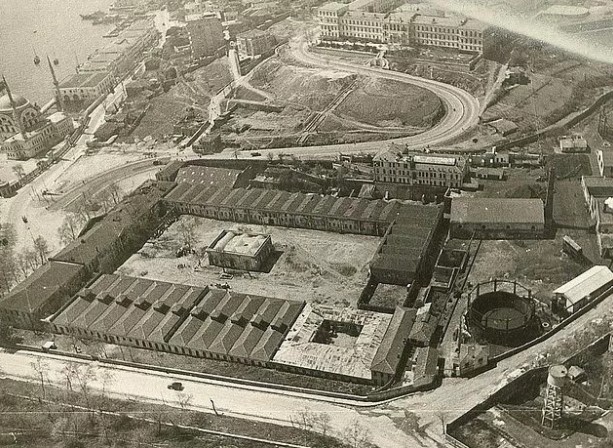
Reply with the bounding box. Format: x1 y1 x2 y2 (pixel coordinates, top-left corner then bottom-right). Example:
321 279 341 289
33 236 50 265
342 418 373 448
107 182 122 206
12 164 25 180
58 214 85 246
30 358 50 399
177 217 198 250
24 249 40 271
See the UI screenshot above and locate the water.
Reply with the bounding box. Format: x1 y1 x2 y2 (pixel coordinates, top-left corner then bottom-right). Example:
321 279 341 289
0 0 115 106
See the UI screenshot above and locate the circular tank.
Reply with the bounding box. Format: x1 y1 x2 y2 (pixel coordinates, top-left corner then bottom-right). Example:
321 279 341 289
547 365 567 388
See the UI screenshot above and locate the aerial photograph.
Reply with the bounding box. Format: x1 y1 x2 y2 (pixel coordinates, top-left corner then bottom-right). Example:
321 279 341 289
1 0 613 447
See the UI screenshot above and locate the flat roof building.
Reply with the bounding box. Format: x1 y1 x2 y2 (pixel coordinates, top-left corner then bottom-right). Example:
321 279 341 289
206 229 274 272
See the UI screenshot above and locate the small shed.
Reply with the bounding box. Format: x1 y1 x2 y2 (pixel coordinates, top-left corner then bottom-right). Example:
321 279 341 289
553 265 613 314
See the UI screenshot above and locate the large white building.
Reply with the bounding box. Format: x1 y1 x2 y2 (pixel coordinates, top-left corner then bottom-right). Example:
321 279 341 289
317 0 490 53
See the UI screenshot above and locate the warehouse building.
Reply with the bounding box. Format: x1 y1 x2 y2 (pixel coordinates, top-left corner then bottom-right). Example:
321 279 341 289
162 184 426 236
449 197 545 239
370 206 443 286
206 230 274 272
0 261 88 329
552 266 613 315
50 274 305 366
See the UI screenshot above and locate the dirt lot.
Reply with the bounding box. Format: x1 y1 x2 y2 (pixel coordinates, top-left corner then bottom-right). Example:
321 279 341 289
125 58 232 141
471 167 547 199
118 216 380 307
466 234 596 303
250 57 356 112
335 77 442 128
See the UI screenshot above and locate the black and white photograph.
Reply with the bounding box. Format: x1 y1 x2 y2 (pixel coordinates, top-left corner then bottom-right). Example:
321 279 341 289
0 0 613 447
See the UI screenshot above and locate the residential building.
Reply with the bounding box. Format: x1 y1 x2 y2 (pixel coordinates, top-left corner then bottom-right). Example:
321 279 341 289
449 197 546 239
206 230 274 272
58 72 115 110
236 29 277 59
553 266 613 314
373 149 469 189
581 176 613 256
186 13 225 59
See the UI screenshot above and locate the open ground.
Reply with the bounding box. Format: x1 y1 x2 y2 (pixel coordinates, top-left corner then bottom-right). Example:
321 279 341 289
118 215 380 308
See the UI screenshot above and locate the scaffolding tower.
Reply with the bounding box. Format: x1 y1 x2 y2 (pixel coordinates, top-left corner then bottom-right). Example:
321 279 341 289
541 365 566 428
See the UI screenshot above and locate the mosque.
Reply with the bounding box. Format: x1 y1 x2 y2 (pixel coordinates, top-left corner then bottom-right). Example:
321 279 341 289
0 74 74 161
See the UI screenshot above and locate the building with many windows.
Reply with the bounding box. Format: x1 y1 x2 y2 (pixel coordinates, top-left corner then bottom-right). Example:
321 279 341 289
58 72 115 111
236 29 277 59
317 0 490 53
373 149 469 189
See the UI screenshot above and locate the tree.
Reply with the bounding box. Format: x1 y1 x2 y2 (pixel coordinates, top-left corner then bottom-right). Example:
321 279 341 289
12 164 25 180
33 236 50 265
30 358 50 399
0 317 15 345
342 418 373 448
177 217 198 250
58 214 85 246
107 182 122 206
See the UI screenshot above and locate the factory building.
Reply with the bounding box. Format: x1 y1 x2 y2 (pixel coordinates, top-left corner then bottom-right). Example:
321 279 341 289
206 230 274 272
449 197 546 239
50 274 305 366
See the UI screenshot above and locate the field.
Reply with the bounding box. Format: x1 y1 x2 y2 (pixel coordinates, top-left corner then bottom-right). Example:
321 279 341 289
118 215 380 307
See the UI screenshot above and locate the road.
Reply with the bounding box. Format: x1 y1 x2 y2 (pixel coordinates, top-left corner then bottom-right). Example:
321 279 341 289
195 37 481 161
2 291 611 448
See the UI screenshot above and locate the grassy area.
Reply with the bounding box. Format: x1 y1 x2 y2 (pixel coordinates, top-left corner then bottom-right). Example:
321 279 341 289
0 378 348 448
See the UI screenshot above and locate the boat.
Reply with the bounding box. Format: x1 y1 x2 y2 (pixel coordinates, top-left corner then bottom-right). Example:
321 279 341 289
80 10 106 21
34 55 40 65
53 58 59 66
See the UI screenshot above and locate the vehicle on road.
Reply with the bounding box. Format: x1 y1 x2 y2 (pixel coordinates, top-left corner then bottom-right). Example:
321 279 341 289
251 152 262 157
168 382 184 391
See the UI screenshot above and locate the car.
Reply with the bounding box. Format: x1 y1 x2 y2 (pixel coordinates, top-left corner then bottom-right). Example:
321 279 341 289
168 382 184 391
251 152 262 157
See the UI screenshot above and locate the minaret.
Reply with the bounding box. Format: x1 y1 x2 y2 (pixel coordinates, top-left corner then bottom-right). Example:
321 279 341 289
2 75 26 139
47 55 64 112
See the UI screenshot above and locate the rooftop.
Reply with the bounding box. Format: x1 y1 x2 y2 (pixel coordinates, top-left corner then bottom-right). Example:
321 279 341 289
175 166 244 189
553 265 613 305
59 72 110 89
208 230 269 256
318 1 347 12
450 197 545 225
0 261 85 314
273 304 392 380
371 307 417 375
583 176 613 198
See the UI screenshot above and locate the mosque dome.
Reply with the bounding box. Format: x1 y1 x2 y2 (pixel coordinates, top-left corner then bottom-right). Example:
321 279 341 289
0 94 30 112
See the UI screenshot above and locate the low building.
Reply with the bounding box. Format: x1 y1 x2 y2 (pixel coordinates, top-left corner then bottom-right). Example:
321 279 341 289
175 165 253 189
487 119 518 136
206 230 274 272
370 207 443 286
559 134 588 153
59 72 114 110
50 274 304 366
0 261 88 329
163 185 426 236
370 306 417 386
553 265 613 314
449 197 545 239
272 303 396 384
236 29 276 59
473 167 505 181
